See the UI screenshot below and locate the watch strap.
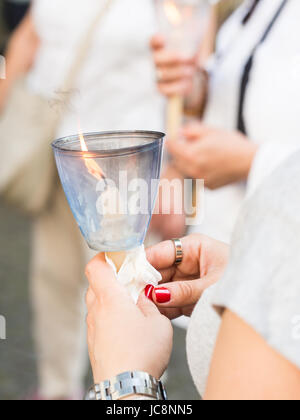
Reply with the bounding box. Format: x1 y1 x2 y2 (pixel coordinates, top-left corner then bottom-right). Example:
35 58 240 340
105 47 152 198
86 371 167 401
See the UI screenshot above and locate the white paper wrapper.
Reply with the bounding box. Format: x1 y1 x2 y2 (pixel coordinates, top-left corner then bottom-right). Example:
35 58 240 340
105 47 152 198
105 245 162 303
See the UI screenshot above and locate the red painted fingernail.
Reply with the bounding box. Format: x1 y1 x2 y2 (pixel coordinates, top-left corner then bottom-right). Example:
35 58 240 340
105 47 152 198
145 285 154 301
154 287 171 304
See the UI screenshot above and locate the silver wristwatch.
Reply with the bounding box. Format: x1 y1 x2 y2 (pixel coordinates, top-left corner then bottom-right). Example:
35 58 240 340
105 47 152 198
85 371 167 401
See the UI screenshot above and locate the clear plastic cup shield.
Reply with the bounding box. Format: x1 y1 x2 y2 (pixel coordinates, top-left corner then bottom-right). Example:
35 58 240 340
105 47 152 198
52 131 165 252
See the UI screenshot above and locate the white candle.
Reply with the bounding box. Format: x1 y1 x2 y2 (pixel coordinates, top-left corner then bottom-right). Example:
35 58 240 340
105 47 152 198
167 94 184 138
106 251 127 272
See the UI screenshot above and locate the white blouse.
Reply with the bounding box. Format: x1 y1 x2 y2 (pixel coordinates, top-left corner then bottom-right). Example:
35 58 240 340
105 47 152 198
27 0 165 137
189 0 300 242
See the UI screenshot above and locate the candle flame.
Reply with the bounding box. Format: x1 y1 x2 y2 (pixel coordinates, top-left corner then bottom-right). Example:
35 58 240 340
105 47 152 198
78 124 105 181
163 0 182 26
79 131 88 152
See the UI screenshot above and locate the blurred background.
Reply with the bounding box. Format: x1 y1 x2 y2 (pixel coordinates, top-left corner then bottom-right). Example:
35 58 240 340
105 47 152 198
0 0 241 400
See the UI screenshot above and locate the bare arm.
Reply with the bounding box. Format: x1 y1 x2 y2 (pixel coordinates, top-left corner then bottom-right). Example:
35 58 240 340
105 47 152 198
0 12 39 112
204 310 300 400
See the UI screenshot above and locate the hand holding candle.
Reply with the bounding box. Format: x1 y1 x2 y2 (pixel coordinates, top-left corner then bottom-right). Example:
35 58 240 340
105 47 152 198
154 0 210 137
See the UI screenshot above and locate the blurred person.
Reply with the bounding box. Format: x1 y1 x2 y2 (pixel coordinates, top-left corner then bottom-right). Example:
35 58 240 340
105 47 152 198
151 0 300 242
149 2 219 241
85 148 300 400
151 0 300 367
3 0 30 31
0 0 164 400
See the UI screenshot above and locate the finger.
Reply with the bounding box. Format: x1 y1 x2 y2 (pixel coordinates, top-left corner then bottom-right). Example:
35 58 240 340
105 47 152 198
158 79 193 97
158 267 200 284
146 240 177 270
166 139 195 163
154 50 194 67
157 267 176 283
85 253 131 306
150 34 165 51
151 279 204 308
158 305 195 320
146 236 198 274
158 307 182 320
182 122 208 140
147 236 203 282
137 293 160 317
172 158 198 179
156 65 194 83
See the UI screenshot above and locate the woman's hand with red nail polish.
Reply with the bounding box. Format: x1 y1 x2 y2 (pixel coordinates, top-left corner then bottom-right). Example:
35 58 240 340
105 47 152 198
145 234 229 319
145 285 172 304
144 284 154 301
85 254 173 383
154 287 171 304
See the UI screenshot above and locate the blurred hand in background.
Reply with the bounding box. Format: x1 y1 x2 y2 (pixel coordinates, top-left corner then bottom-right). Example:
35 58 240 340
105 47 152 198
149 164 187 241
151 34 198 98
167 122 258 190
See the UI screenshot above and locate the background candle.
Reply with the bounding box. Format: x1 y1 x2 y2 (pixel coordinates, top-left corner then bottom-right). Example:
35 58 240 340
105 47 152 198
154 0 210 137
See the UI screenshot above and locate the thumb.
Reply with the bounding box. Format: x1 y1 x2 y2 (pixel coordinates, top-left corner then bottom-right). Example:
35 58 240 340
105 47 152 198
85 253 130 305
151 278 205 308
